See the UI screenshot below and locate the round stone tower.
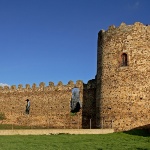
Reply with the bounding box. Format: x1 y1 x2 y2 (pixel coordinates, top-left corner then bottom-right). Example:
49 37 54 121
96 22 150 131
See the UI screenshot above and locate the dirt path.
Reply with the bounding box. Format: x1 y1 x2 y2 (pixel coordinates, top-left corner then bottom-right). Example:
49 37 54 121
0 129 114 135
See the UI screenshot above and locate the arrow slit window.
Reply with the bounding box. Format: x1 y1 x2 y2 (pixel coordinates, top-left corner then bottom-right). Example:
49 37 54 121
121 53 128 66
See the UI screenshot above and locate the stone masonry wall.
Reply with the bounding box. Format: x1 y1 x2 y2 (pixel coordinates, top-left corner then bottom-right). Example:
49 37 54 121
0 80 96 129
0 81 84 128
1 22 149 132
82 79 96 129
96 22 150 131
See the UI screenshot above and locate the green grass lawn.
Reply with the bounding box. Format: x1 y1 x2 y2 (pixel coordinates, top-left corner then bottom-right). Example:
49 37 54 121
0 130 149 150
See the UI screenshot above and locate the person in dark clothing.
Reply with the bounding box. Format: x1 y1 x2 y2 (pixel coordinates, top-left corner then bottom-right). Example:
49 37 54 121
25 99 30 114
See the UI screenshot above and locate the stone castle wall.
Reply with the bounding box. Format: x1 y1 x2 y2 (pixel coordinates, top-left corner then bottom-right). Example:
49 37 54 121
96 22 150 131
0 22 149 131
0 80 96 129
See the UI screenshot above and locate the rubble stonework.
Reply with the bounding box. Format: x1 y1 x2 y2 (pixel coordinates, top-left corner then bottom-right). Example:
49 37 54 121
0 80 96 129
96 22 150 131
0 22 149 131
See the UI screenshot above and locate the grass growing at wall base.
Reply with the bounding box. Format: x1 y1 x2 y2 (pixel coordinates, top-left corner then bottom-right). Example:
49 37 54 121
0 124 55 129
0 129 149 150
70 112 77 116
0 124 31 129
0 113 6 120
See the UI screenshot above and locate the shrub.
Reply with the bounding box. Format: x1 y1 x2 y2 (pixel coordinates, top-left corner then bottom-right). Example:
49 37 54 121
0 112 6 120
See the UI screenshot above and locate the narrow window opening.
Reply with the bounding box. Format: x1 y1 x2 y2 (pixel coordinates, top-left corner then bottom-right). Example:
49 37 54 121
121 53 128 66
70 88 81 113
25 99 30 114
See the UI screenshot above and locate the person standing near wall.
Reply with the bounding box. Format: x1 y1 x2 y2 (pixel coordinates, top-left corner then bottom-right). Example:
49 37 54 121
25 99 30 114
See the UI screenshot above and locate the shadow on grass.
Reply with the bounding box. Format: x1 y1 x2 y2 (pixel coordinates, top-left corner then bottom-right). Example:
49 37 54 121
123 124 150 137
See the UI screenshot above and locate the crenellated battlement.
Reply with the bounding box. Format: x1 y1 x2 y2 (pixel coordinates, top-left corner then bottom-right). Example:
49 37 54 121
100 22 150 35
0 80 85 93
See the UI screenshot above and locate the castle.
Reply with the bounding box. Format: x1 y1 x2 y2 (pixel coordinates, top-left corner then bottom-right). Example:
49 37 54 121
0 22 149 131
